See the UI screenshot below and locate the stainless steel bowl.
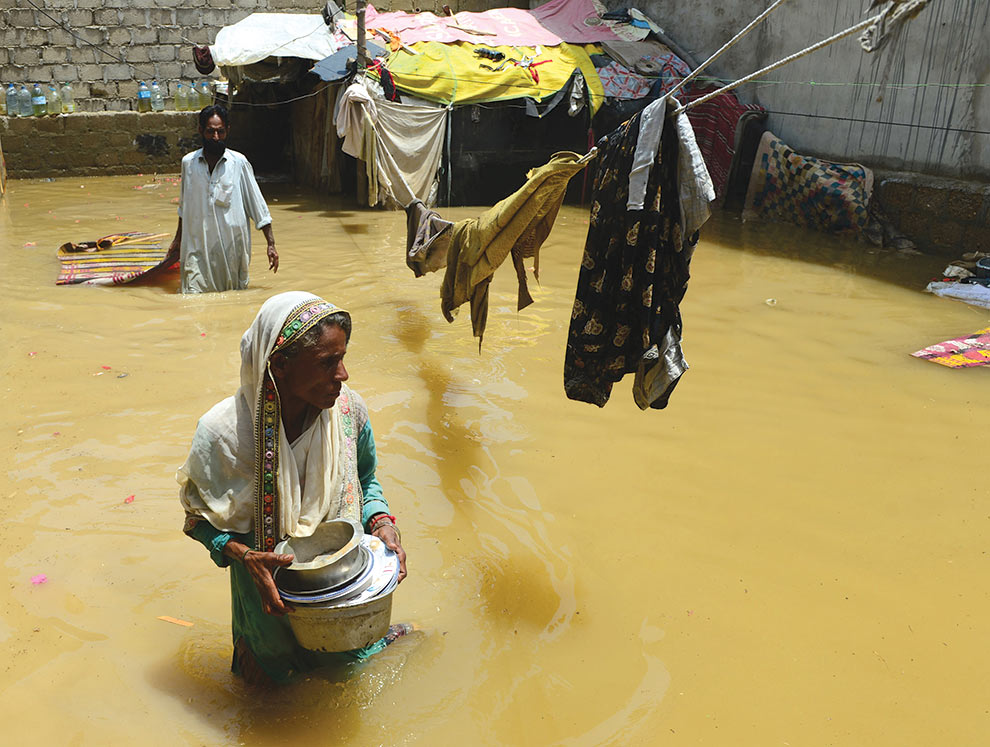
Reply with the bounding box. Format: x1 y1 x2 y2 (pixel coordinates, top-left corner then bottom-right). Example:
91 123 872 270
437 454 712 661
274 518 367 593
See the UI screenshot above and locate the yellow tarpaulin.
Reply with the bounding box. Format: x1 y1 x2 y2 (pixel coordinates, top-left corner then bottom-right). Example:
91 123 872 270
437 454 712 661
382 41 604 113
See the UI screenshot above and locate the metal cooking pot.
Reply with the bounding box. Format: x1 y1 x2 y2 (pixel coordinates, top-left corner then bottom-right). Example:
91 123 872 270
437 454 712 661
274 518 366 593
286 586 394 652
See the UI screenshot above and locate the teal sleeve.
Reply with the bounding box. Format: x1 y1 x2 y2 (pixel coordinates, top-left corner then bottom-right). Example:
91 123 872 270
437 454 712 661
358 419 390 528
187 519 235 568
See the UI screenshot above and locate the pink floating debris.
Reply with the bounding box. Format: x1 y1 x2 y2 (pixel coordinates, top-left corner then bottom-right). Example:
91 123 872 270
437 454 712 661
124 495 135 504
31 574 48 585
101 365 112 370
53 431 61 436
200 333 206 337
28 351 37 357
23 242 37 247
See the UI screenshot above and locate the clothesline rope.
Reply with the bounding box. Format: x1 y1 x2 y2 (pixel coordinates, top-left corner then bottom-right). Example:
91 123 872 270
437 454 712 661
673 14 881 116
664 0 791 102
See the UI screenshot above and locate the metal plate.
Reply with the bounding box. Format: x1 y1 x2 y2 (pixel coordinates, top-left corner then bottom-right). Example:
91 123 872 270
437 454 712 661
276 546 374 603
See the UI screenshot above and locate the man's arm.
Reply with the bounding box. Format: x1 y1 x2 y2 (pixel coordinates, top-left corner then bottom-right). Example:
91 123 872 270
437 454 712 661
240 157 278 274
261 223 278 273
166 217 182 265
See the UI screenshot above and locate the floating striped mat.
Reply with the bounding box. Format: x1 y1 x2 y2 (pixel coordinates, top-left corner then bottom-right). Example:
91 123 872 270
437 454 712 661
56 232 173 286
912 327 990 368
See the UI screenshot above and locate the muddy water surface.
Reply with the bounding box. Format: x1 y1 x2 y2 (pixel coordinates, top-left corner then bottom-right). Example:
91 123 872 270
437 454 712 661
1 175 987 746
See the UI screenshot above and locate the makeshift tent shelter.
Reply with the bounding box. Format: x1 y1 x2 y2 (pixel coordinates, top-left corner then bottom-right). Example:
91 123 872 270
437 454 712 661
205 4 765 208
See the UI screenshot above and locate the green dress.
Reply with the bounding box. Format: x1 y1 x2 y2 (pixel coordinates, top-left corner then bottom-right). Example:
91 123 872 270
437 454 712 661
188 420 391 683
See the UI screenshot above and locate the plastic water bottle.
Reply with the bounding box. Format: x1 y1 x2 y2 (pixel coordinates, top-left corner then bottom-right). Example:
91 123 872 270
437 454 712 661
136 81 151 112
150 80 165 111
174 82 187 111
31 83 47 116
46 84 59 115
60 82 74 113
4 84 16 117
198 80 211 108
18 85 32 116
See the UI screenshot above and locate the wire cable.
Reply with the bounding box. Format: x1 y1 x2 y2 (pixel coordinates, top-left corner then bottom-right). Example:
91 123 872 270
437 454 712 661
763 109 990 136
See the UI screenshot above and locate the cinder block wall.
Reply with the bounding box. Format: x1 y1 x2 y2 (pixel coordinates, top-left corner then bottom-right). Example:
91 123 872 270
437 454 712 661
1 111 200 176
0 0 526 179
877 176 990 257
0 0 527 112
1 0 320 112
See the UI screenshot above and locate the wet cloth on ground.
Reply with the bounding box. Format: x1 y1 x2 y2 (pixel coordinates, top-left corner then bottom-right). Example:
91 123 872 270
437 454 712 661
335 80 447 207
912 327 990 368
924 280 990 310
743 130 873 233
565 106 711 409
177 148 272 294
410 152 589 344
55 232 172 285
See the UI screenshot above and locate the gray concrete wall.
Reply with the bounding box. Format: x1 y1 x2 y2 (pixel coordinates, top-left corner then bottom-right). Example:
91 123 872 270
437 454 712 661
608 0 990 181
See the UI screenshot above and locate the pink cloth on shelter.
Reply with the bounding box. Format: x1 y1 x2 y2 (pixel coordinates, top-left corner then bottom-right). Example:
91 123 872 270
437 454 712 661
530 0 646 42
362 4 562 47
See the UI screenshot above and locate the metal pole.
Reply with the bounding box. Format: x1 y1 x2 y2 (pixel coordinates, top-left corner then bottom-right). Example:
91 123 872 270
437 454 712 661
356 0 367 73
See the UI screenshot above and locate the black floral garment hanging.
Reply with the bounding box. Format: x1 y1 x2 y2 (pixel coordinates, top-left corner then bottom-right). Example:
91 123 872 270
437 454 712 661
564 110 694 409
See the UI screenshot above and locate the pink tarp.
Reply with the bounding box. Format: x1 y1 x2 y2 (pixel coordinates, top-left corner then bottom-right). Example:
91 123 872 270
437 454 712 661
361 5 563 47
530 0 648 42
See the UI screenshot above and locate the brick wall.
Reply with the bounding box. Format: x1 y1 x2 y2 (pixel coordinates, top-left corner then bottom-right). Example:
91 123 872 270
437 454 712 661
0 0 522 179
0 0 525 112
877 174 990 257
1 111 199 177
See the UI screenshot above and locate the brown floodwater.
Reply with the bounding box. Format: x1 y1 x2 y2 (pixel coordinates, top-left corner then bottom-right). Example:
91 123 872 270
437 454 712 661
1 174 987 745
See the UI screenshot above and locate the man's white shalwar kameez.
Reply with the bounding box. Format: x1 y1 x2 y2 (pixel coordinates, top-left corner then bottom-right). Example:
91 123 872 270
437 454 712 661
177 148 272 294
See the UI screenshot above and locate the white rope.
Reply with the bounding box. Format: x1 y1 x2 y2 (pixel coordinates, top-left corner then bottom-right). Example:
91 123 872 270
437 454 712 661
665 0 792 101
673 14 880 115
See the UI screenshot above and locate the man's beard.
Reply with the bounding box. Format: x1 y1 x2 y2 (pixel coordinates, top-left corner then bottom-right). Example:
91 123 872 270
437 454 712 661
203 138 226 158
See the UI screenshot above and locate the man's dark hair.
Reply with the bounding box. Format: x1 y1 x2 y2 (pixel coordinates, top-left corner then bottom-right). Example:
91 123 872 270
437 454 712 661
198 104 229 129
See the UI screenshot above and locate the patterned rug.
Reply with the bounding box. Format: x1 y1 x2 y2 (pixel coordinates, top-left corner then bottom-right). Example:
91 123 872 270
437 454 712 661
743 131 873 233
56 232 173 286
912 327 990 368
684 87 764 202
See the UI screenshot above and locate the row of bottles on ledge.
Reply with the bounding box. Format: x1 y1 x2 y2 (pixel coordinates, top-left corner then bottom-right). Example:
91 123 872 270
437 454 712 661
3 83 74 116
137 80 213 112
2 80 214 116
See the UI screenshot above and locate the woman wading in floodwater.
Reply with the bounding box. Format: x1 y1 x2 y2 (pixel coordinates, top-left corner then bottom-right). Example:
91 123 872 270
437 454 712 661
177 291 409 685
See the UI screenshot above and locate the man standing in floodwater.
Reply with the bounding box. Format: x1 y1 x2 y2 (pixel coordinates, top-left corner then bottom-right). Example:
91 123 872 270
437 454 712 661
166 105 278 293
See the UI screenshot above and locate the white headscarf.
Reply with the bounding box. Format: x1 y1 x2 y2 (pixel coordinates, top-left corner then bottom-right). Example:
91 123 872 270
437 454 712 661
178 291 359 548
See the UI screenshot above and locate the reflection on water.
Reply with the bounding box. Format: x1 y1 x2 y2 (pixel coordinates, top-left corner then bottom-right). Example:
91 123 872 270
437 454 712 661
1 175 987 745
